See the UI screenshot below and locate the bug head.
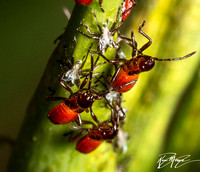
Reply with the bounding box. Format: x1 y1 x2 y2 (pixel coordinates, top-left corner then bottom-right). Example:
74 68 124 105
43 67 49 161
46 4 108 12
97 122 118 140
102 126 118 140
138 56 155 72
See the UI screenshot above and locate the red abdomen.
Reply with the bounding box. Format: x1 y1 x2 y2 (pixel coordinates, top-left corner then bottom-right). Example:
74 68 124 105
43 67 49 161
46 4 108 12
75 0 93 5
76 135 103 154
122 0 135 21
112 68 139 93
47 102 79 124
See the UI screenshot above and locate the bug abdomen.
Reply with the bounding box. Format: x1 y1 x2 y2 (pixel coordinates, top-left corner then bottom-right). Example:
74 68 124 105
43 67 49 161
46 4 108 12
76 135 103 154
47 102 79 124
112 68 139 93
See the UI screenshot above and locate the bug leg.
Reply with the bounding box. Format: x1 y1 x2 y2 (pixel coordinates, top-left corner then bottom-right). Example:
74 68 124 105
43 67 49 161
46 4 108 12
94 61 106 71
138 20 152 53
79 43 93 71
69 121 97 140
87 53 103 90
75 115 82 126
83 55 105 74
119 34 137 58
116 93 126 121
79 46 95 90
110 3 126 34
93 54 100 67
59 79 74 96
99 0 105 12
91 9 102 33
94 73 109 90
81 57 105 77
69 130 86 143
130 31 138 57
90 50 123 64
90 107 100 124
82 120 97 127
110 5 122 32
118 33 132 42
88 53 94 90
77 28 99 40
80 22 100 37
119 31 137 57
111 108 118 129
79 75 89 90
105 100 119 131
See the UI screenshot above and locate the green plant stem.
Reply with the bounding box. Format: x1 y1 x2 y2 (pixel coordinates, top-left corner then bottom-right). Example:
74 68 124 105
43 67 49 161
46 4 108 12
7 1 123 172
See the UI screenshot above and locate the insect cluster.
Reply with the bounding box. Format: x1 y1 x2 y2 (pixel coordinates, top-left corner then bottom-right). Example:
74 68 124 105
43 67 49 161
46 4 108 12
46 0 196 154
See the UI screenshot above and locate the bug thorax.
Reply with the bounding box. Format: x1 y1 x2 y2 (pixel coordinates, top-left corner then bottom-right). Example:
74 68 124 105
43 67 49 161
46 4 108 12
123 58 140 74
124 56 155 75
77 91 95 109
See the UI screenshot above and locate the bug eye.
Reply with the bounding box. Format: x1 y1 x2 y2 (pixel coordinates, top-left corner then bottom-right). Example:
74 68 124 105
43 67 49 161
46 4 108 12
139 59 155 72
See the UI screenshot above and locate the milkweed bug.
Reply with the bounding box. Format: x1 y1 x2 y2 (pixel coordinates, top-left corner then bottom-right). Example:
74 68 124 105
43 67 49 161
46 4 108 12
75 0 104 12
122 0 136 21
70 99 124 154
90 20 196 93
46 52 105 125
77 8 122 54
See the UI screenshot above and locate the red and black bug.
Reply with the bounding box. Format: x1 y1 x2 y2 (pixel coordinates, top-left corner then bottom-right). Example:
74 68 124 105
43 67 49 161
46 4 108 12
91 20 196 93
122 0 136 21
75 0 104 12
46 52 105 125
69 99 123 154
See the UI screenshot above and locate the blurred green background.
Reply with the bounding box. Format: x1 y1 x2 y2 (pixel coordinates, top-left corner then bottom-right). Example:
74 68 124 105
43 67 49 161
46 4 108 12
0 0 200 172
0 0 74 171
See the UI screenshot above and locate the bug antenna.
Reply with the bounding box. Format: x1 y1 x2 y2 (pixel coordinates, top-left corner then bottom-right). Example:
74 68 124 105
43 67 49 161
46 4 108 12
153 51 196 62
140 20 146 29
